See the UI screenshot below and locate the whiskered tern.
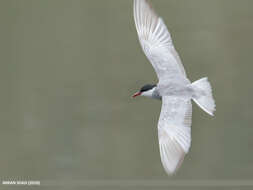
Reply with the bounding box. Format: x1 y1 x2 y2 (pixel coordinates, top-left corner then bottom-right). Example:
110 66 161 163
132 0 216 175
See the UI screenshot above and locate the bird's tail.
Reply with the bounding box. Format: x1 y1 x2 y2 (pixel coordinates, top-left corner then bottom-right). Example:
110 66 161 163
191 77 216 116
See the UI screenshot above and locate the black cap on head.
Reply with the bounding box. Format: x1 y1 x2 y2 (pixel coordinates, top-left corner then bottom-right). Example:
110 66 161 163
140 84 156 92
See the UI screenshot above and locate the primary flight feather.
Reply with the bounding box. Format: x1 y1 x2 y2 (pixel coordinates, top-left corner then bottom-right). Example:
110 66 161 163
132 0 216 175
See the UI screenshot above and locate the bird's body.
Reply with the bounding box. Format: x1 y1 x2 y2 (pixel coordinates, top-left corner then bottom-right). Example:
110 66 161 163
132 0 216 175
158 78 192 97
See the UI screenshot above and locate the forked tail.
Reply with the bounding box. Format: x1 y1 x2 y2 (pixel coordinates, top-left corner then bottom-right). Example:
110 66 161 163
191 77 216 116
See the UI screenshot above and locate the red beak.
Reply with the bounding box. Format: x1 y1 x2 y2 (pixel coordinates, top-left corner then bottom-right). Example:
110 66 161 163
132 92 142 98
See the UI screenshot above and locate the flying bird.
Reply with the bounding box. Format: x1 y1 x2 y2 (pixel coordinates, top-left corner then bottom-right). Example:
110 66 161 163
132 0 215 175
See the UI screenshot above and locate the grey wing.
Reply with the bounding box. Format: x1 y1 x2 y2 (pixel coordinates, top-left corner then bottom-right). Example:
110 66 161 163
134 0 187 81
158 96 192 174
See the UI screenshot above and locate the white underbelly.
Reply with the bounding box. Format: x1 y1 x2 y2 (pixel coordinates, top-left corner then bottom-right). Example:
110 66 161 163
157 83 194 99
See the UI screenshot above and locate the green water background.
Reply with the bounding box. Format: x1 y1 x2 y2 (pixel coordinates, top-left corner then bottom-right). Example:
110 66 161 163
0 0 253 189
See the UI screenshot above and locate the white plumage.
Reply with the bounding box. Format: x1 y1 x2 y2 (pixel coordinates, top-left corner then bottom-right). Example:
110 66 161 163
134 0 186 80
158 97 192 173
133 0 216 175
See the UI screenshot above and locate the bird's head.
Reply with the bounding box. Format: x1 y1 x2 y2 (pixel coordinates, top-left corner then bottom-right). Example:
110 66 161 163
132 84 157 98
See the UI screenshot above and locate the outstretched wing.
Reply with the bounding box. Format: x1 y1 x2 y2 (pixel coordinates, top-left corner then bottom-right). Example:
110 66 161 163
134 0 187 81
158 96 192 174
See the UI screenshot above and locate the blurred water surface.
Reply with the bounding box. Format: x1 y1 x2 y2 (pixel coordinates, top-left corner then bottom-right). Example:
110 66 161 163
0 0 253 189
